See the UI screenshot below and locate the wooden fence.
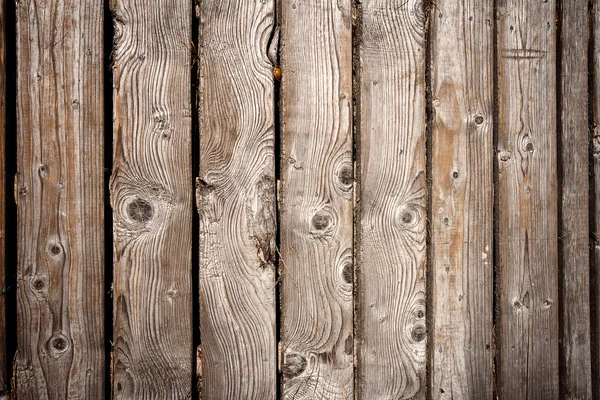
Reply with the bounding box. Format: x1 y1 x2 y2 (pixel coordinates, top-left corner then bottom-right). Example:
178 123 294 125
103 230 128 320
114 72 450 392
0 0 599 398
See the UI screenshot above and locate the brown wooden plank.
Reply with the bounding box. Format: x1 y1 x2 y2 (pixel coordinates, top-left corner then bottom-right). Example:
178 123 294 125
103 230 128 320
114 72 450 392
496 0 559 397
430 0 494 397
356 0 427 398
593 0 600 396
559 0 592 397
0 0 5 395
197 1 277 398
279 0 354 398
14 0 105 397
110 0 192 397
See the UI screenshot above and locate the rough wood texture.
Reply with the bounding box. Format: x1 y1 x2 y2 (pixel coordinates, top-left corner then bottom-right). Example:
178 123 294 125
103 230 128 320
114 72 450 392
430 0 494 397
496 0 559 397
279 0 354 398
15 0 105 397
559 0 592 397
594 1 600 396
0 0 5 395
198 1 277 398
110 0 192 397
356 0 427 398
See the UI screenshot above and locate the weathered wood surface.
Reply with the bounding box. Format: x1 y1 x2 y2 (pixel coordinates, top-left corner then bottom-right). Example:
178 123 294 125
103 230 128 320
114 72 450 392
279 0 354 398
110 0 192 397
356 0 427 398
593 1 600 396
198 0 277 398
14 0 105 397
430 0 494 398
0 0 6 395
496 0 559 397
559 0 592 397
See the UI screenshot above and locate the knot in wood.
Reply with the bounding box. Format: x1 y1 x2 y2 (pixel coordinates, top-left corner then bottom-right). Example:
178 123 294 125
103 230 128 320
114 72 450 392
48 243 62 256
342 262 353 284
47 333 70 358
411 324 426 342
282 353 307 378
127 198 153 223
336 164 353 187
31 277 46 291
475 115 484 125
312 212 331 230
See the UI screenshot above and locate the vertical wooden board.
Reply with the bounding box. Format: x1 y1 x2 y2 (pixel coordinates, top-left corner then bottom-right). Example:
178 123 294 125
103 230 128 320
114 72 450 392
279 0 354 398
496 0 559 397
430 0 494 398
356 0 427 398
110 0 192 397
559 0 592 397
15 0 105 398
594 0 600 395
0 0 5 394
198 1 277 398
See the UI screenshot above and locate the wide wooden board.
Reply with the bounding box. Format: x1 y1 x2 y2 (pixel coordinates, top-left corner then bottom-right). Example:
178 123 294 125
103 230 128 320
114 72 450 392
496 0 559 397
15 0 105 397
279 0 354 398
430 0 494 397
110 0 192 397
356 0 427 398
198 1 277 398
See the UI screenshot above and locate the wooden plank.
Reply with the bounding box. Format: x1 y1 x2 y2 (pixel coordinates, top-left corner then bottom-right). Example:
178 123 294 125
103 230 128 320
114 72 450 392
197 1 277 398
593 0 600 396
429 0 494 397
0 0 5 395
110 0 192 397
496 0 559 397
279 0 354 398
356 0 427 398
14 0 105 397
559 0 592 397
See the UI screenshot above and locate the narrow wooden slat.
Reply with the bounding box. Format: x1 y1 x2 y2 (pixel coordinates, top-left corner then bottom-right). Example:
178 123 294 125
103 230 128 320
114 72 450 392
430 0 494 397
197 1 277 398
496 0 559 397
593 0 600 395
279 0 354 398
0 0 6 394
110 0 192 397
356 0 427 398
559 0 592 397
15 0 105 397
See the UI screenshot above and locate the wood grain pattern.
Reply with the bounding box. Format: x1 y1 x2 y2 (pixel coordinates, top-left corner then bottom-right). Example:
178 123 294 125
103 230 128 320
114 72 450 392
430 0 494 397
356 0 427 398
198 1 277 398
279 0 354 398
496 0 559 397
559 0 592 397
15 0 105 397
593 1 600 396
110 0 192 397
0 0 5 395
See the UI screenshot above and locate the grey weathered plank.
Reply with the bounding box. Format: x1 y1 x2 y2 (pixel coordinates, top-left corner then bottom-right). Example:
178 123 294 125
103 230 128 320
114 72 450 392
0 0 5 395
559 0 592 397
197 1 277 398
279 0 354 398
14 0 105 397
356 0 427 398
496 0 559 397
110 0 192 397
430 0 494 397
593 1 600 396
